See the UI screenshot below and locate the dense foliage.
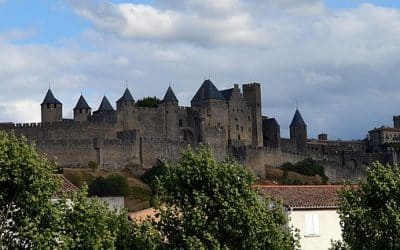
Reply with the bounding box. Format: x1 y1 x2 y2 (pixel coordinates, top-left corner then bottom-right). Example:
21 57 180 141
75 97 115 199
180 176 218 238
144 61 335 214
0 131 158 249
154 146 298 249
141 161 167 187
336 162 400 249
136 96 161 108
88 174 129 197
280 158 329 184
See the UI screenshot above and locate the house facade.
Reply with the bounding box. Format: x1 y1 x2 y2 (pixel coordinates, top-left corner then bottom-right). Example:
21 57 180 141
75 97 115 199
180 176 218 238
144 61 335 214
257 185 344 250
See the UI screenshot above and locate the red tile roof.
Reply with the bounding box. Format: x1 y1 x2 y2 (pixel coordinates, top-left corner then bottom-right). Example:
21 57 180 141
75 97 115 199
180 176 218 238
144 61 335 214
129 208 159 222
255 185 348 209
55 174 79 193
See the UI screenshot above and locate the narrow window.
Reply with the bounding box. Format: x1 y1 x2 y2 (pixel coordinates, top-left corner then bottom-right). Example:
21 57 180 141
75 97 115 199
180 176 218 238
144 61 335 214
305 214 320 236
179 119 183 127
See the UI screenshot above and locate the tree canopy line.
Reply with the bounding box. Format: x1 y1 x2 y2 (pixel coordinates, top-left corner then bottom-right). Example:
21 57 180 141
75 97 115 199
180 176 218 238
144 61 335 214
1 130 400 249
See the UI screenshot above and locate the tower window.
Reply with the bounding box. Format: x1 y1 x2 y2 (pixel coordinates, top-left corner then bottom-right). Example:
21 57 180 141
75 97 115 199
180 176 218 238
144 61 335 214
47 104 51 108
179 119 183 127
79 109 82 114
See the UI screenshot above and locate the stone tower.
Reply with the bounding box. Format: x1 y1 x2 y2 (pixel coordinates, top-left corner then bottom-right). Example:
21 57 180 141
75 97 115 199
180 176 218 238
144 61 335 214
91 96 117 123
290 109 307 153
191 79 229 144
243 83 263 147
41 89 62 123
73 95 91 122
161 86 179 138
393 115 400 129
116 88 137 131
262 117 280 148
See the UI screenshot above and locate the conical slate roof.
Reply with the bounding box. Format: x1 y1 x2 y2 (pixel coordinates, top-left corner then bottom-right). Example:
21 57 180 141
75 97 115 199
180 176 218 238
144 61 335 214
97 96 115 111
191 79 225 102
74 95 91 110
41 89 62 105
117 88 135 103
162 86 178 103
290 109 306 127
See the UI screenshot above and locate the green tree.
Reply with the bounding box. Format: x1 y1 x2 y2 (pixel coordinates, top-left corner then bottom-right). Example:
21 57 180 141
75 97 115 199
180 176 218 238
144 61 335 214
0 131 62 248
337 162 400 249
0 131 158 249
154 146 298 249
137 96 161 108
280 158 329 184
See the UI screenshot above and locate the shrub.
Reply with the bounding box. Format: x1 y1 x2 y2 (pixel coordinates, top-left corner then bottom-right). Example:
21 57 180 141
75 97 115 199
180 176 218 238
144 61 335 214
88 174 129 197
141 161 167 185
280 158 329 184
88 160 98 171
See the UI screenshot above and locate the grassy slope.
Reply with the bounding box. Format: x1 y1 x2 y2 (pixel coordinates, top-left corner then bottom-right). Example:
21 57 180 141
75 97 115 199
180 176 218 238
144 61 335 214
63 168 151 212
263 168 323 185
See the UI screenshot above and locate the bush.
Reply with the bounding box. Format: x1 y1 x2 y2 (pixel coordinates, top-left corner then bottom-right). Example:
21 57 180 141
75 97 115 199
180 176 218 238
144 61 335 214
141 161 167 185
88 160 98 171
88 174 129 197
280 158 329 184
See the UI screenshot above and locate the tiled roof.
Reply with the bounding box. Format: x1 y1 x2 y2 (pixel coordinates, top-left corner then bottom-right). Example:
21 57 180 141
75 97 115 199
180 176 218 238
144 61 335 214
256 185 347 209
74 95 91 110
162 86 178 103
129 208 159 222
220 88 234 101
97 96 115 111
191 79 225 102
117 88 135 103
55 174 79 193
263 117 279 127
290 109 306 127
41 89 62 105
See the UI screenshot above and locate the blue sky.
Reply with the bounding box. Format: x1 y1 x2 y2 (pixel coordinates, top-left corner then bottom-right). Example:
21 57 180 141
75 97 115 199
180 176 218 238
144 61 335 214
0 0 400 140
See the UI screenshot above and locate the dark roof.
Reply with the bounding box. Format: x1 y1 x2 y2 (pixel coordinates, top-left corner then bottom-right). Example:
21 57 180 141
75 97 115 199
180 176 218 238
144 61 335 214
263 117 280 127
55 174 79 193
117 88 135 103
290 109 306 127
220 88 234 101
162 86 178 103
41 89 62 105
191 79 225 102
256 185 348 209
97 96 115 111
74 95 91 110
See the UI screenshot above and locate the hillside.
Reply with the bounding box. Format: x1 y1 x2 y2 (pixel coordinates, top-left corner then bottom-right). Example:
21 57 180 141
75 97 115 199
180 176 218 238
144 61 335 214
62 168 151 212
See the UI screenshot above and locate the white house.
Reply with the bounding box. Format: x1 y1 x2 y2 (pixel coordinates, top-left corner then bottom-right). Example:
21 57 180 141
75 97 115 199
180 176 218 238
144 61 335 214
256 185 344 250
